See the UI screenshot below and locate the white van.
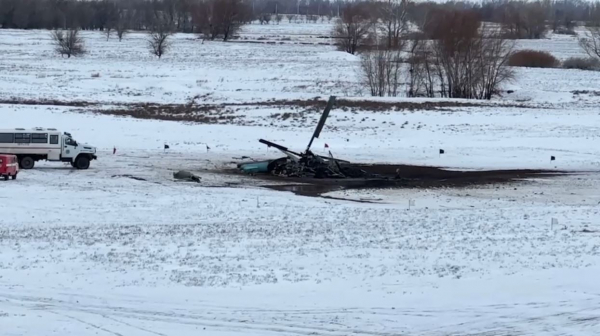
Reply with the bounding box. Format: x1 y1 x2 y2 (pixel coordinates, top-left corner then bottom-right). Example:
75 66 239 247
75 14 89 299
0 128 97 169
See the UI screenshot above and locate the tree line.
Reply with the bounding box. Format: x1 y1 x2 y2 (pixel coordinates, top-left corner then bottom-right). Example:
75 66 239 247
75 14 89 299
0 0 343 31
0 0 253 34
333 0 600 100
4 0 600 34
7 0 600 101
335 1 514 100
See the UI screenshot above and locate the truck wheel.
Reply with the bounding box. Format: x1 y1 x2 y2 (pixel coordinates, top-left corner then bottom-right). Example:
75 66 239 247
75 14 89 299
75 156 90 169
20 156 35 169
3 176 7 181
11 174 17 180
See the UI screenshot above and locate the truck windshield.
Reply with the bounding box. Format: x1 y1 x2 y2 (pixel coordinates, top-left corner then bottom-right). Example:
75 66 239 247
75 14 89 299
65 138 77 146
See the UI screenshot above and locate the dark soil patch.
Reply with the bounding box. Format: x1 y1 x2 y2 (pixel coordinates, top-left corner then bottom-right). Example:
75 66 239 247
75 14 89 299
0 98 96 107
3 97 536 125
241 98 532 112
572 90 600 96
91 103 241 124
86 98 534 125
224 164 564 197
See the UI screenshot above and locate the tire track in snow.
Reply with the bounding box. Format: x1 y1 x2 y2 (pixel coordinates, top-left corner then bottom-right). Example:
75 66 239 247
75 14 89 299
49 311 125 336
3 292 600 336
100 315 170 336
1 293 404 336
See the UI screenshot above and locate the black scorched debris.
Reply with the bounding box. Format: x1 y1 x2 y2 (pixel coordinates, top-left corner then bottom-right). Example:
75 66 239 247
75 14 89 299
237 96 370 179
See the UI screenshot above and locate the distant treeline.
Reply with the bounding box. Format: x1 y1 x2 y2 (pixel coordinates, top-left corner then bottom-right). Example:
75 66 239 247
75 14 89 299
0 0 345 32
1 0 600 34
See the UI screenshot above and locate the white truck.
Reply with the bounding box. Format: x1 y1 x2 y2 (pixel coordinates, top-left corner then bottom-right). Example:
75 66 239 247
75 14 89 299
0 128 97 169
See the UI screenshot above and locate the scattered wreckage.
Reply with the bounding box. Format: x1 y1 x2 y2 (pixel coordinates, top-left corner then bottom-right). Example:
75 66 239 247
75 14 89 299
238 96 372 179
173 170 201 183
231 96 558 191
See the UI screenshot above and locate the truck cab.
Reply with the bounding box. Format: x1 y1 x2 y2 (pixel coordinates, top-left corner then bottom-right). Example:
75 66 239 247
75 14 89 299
59 132 97 169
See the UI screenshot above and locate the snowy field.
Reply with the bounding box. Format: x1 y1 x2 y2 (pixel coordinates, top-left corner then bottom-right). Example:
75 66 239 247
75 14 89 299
2 23 600 335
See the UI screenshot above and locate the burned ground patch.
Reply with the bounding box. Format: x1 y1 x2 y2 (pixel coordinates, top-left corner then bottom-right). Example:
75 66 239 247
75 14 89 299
221 164 565 197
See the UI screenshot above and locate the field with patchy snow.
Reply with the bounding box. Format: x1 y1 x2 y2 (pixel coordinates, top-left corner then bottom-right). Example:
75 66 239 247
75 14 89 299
1 22 600 335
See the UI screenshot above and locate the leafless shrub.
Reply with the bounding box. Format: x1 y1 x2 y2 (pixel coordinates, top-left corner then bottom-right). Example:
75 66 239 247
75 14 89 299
361 49 403 97
475 34 516 99
286 14 295 23
333 3 374 55
438 13 514 99
411 10 515 100
148 15 174 59
508 50 560 68
51 29 86 58
563 57 600 70
580 27 600 59
275 14 283 25
406 38 437 97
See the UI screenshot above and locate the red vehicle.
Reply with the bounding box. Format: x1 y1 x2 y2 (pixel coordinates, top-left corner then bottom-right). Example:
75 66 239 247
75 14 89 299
0 154 19 180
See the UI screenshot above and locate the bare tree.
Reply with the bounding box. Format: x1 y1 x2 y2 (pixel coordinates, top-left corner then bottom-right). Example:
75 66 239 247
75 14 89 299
406 37 436 97
407 10 514 100
333 3 374 55
115 8 130 41
195 0 248 41
379 0 408 49
148 14 174 59
105 26 112 40
500 1 548 39
51 29 86 58
361 49 403 97
523 3 548 39
438 13 514 99
275 14 283 24
580 27 600 59
215 0 248 41
1 0 593 33
474 27 516 99
286 14 295 23
193 0 218 39
589 3 600 27
259 13 271 24
116 19 128 41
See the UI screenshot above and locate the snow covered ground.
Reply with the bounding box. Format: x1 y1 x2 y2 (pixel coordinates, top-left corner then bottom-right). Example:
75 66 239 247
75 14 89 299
1 25 600 335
